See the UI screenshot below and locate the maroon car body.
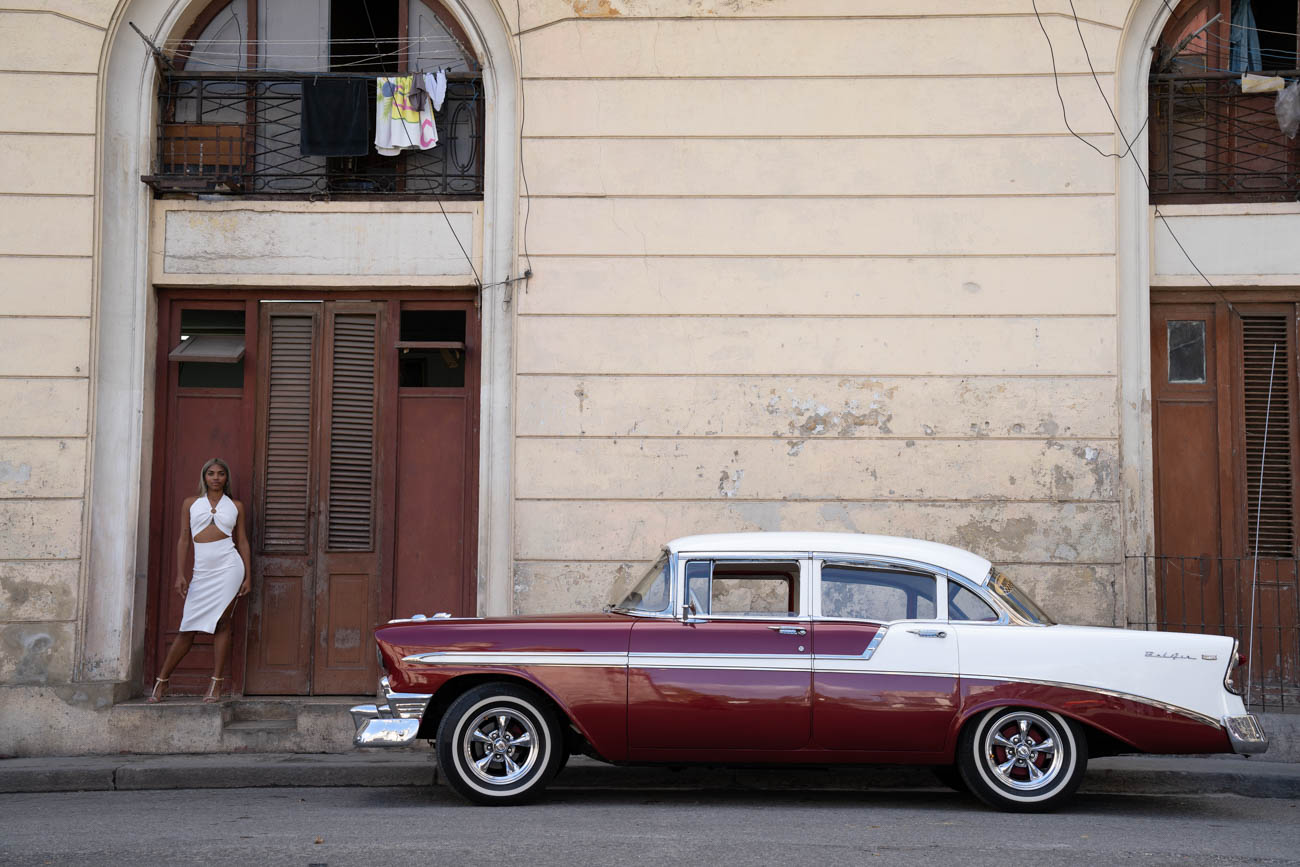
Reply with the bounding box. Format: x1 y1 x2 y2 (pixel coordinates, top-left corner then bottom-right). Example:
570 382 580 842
350 532 1266 811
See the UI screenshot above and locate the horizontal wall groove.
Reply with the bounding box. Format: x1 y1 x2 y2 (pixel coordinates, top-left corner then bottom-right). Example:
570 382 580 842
0 314 92 319
518 12 1121 32
515 372 1118 379
515 313 1118 320
0 69 97 77
0 8 107 30
523 72 1113 81
522 252 1118 259
514 435 1118 442
523 133 1116 141
0 375 89 381
513 497 1122 504
522 193 1115 200
0 192 92 199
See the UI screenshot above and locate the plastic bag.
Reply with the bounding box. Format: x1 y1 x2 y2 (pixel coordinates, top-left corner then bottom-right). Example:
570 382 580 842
1278 81 1300 140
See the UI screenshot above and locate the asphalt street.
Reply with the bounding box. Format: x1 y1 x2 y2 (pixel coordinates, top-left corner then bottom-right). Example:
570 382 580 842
2 785 1298 866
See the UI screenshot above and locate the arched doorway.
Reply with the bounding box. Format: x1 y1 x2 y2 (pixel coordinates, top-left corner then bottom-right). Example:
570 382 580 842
82 0 521 698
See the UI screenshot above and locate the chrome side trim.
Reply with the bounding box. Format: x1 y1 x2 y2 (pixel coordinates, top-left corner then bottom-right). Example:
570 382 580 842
404 651 629 668
1223 714 1269 754
630 652 809 672
962 673 1223 728
812 664 956 678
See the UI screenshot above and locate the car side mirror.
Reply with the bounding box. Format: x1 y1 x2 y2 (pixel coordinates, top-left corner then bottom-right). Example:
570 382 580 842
681 600 700 623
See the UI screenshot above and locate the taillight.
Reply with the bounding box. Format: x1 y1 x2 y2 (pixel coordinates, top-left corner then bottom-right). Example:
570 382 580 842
1224 641 1246 696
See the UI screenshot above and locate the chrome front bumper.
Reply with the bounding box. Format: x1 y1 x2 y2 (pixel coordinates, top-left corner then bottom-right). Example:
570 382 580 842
1223 713 1269 755
350 676 433 748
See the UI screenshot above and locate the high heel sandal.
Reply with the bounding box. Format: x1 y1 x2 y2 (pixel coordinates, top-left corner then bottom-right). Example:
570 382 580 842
203 676 225 704
146 677 169 704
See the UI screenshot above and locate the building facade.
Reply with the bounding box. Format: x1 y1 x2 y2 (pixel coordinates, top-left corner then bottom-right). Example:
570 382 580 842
0 0 1297 754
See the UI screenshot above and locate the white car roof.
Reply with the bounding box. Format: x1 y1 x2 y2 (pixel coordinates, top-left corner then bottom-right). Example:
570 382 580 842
666 532 993 584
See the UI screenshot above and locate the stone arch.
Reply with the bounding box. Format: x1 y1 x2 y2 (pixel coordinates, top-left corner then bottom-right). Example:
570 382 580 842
79 0 519 685
1115 0 1178 620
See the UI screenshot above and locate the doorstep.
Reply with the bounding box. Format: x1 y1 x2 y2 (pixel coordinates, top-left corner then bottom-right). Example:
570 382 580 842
108 695 376 754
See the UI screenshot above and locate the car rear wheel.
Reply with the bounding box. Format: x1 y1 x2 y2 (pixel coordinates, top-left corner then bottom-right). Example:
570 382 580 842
957 707 1087 812
436 683 564 805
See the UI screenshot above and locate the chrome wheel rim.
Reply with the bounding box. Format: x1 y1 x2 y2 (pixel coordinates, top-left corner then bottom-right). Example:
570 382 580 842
981 710 1064 792
461 706 540 785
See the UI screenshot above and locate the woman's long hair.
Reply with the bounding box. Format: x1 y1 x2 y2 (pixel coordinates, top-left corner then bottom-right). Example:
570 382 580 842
197 457 233 498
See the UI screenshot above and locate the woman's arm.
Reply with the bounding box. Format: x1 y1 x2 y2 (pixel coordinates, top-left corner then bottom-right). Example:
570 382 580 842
176 496 196 597
233 500 252 596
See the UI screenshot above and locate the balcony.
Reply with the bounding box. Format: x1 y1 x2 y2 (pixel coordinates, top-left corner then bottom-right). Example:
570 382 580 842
1149 71 1300 204
143 71 484 197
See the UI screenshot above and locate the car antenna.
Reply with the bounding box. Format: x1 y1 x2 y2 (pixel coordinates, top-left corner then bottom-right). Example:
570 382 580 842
1245 342 1279 711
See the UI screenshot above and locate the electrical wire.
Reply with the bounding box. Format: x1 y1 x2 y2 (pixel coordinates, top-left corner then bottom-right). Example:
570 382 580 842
514 1 534 283
1034 0 1216 289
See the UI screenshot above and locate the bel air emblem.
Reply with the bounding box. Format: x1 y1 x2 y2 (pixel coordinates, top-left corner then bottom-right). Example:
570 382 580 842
1145 651 1218 661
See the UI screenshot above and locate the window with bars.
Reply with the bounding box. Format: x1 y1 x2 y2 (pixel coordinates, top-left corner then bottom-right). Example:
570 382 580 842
145 0 484 196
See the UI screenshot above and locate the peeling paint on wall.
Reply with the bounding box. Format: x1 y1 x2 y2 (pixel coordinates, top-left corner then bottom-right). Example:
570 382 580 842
0 461 32 483
572 0 622 17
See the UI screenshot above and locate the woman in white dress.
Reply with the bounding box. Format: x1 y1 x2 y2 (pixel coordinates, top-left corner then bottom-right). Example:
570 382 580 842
148 457 252 703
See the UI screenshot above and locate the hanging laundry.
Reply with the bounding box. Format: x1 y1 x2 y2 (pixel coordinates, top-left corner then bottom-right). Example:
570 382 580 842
1229 0 1262 74
300 79 369 157
429 69 447 112
1242 73 1286 93
375 75 438 156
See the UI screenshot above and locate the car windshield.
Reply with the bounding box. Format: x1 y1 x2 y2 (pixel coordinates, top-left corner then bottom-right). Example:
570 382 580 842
608 553 673 615
988 569 1054 625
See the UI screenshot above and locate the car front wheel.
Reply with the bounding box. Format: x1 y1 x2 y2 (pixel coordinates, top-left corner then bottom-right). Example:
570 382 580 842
436 683 564 805
957 707 1088 812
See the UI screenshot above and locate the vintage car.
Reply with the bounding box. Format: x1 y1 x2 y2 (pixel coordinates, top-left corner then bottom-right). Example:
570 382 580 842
350 532 1267 811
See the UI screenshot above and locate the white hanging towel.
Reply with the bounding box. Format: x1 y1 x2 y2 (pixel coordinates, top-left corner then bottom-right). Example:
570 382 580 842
375 75 438 156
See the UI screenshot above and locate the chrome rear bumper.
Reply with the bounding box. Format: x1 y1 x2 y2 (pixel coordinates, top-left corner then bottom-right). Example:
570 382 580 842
350 676 433 748
1223 713 1269 755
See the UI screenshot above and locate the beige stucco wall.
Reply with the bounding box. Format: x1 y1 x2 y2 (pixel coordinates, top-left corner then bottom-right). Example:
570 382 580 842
0 0 1189 754
507 0 1132 618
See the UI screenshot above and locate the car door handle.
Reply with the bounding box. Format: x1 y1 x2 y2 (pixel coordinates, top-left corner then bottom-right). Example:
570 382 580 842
907 629 947 638
768 625 807 635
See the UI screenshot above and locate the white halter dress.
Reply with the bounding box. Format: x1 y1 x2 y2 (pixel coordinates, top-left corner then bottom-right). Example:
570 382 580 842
178 494 245 634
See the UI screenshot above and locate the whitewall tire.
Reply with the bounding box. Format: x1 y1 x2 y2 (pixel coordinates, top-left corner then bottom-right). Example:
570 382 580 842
436 683 564 805
957 707 1088 812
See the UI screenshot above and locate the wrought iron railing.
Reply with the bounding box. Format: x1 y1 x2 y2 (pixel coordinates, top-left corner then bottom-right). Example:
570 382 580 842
144 71 484 197
1150 71 1300 203
1128 555 1299 712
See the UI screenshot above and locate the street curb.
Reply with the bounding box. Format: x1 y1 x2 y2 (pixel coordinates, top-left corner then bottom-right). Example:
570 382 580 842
2 754 1298 798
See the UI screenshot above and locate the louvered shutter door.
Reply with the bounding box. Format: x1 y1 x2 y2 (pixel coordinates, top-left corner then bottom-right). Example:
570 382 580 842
262 314 314 551
327 313 378 551
1241 314 1295 557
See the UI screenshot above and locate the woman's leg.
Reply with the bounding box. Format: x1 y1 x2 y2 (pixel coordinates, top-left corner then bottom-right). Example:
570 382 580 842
205 595 240 700
157 631 196 681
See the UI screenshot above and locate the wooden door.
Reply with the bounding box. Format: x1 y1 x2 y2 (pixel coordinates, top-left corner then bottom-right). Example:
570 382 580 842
245 303 321 694
148 298 255 695
245 300 387 695
313 303 385 693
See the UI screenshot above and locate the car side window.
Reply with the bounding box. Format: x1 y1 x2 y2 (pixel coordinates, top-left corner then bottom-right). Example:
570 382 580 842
948 582 999 622
820 564 936 621
684 560 801 617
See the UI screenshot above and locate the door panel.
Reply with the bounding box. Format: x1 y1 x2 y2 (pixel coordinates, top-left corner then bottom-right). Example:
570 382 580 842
313 304 384 693
627 619 812 754
812 621 960 752
245 304 320 694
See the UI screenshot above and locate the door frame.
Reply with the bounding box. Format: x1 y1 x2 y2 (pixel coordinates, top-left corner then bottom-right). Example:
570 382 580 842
146 287 480 695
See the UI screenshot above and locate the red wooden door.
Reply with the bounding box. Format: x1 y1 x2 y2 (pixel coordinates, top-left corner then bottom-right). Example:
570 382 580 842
149 299 255 695
245 303 321 694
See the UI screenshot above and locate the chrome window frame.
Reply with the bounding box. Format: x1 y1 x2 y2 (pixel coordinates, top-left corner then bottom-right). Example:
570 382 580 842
608 548 680 619
672 552 813 622
808 553 1012 627
942 570 1010 626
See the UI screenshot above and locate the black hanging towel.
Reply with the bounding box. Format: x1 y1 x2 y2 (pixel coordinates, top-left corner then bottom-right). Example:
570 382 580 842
300 79 369 157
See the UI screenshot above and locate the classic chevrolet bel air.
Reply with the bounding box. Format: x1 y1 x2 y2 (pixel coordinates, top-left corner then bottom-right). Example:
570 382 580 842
350 532 1267 811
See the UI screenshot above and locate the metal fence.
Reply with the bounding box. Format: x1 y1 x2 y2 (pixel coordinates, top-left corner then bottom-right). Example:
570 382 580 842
1128 555 1299 712
1149 71 1300 203
144 71 484 197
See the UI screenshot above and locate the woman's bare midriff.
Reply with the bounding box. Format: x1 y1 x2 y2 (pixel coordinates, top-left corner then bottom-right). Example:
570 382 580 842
194 525 231 543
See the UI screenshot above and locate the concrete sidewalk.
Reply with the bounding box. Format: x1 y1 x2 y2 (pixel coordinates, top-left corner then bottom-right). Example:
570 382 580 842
2 750 1299 799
